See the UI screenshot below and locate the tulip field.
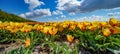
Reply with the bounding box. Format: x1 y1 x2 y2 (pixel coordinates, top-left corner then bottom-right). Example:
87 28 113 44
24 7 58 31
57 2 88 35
0 18 120 54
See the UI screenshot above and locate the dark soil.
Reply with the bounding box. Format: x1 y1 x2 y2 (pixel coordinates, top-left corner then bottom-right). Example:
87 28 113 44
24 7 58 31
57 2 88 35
0 42 114 54
79 46 114 54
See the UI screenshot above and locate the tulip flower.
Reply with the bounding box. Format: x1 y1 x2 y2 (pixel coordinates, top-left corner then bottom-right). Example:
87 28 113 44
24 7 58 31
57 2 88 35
11 29 19 33
77 23 85 30
69 25 76 31
62 24 69 28
87 25 97 31
24 38 31 48
42 27 50 34
37 25 43 31
109 18 118 26
49 27 58 36
67 35 74 43
100 22 107 27
102 28 111 37
58 27 64 32
83 22 91 26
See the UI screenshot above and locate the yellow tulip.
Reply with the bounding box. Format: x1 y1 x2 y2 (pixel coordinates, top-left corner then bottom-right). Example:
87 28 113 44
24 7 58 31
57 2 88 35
100 22 107 27
62 24 69 28
21 29 29 33
83 22 91 26
69 25 76 31
77 23 85 30
58 27 64 32
10 22 14 26
0 21 2 23
42 26 50 34
33 24 39 30
102 28 111 37
53 23 57 27
49 27 58 36
20 26 32 33
24 38 31 48
109 18 118 26
37 25 43 31
11 29 19 33
67 35 74 43
87 25 97 31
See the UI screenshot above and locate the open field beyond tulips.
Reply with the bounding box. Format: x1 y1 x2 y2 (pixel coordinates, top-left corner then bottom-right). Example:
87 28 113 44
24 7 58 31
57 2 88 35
0 18 120 54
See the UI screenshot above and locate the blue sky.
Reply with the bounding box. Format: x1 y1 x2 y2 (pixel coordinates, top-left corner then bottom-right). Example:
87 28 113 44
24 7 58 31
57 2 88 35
0 0 120 22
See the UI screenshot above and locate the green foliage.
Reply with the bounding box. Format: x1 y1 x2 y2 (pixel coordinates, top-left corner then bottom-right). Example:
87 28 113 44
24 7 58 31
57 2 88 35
0 29 15 43
4 45 34 54
0 10 33 22
1 27 120 54
50 42 79 54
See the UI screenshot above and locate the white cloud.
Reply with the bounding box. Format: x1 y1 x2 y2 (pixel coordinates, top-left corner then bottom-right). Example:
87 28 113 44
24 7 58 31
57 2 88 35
56 0 83 13
24 0 45 10
19 14 26 18
105 7 120 11
52 10 63 15
107 12 120 19
60 15 66 18
107 12 120 16
56 0 120 13
75 15 110 22
69 12 75 16
19 9 51 18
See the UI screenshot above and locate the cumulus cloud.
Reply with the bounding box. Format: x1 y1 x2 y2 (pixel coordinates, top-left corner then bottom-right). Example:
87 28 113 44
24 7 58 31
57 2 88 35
56 0 120 13
105 7 120 11
52 10 63 15
75 15 110 22
56 0 82 13
69 12 75 16
24 0 45 10
60 15 66 18
107 12 120 19
20 0 52 18
107 12 120 16
79 0 120 13
19 9 51 18
19 14 26 18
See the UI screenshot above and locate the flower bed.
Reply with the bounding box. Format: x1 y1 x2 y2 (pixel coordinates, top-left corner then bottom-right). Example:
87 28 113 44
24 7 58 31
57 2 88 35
0 18 120 54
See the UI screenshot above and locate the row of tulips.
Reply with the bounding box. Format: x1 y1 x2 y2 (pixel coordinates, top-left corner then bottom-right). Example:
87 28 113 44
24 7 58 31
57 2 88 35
0 18 120 54
0 18 120 36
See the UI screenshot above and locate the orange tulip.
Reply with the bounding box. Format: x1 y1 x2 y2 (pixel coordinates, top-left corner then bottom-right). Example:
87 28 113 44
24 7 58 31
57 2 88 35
67 35 74 43
49 27 58 36
24 38 31 48
102 28 111 37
